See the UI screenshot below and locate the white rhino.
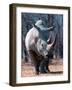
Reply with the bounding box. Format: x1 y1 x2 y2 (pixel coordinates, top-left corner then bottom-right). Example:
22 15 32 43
25 20 56 74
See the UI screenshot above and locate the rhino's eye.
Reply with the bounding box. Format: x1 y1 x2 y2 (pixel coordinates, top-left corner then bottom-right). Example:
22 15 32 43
42 44 43 47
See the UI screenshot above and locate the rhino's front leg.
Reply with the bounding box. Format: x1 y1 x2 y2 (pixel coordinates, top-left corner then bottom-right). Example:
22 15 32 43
45 59 50 73
39 58 50 73
34 61 40 75
28 50 41 75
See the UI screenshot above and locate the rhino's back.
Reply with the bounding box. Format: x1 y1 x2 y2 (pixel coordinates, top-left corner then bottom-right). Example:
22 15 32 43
25 27 39 51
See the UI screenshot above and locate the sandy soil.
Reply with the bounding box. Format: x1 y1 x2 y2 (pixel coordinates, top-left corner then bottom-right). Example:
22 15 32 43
21 59 63 77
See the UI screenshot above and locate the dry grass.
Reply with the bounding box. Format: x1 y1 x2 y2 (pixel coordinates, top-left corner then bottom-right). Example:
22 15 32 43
21 59 63 77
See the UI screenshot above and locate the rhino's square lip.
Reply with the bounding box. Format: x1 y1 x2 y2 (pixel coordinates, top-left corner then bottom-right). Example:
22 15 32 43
9 3 70 86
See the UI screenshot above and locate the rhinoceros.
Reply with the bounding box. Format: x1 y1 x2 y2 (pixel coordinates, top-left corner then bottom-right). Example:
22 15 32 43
25 20 56 74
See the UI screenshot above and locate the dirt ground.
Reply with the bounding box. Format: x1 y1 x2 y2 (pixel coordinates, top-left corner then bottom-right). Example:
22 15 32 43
21 59 63 77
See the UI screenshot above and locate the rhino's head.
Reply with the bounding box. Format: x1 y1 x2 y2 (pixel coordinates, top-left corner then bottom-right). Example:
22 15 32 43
36 33 56 58
34 19 56 58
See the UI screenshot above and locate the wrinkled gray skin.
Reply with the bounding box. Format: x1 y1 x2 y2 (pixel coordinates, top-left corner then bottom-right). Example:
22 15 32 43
25 24 55 74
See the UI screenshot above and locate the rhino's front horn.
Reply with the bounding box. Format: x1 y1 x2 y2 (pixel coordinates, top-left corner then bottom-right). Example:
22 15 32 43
47 34 56 51
47 35 51 44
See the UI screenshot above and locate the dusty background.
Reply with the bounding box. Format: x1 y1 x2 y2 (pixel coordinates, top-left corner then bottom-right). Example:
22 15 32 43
21 59 63 77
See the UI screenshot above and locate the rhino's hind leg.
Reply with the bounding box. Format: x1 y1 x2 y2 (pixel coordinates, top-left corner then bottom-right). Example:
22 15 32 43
28 50 40 75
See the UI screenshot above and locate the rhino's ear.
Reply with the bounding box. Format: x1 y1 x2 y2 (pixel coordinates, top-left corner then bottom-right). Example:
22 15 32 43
37 26 54 31
47 26 55 31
